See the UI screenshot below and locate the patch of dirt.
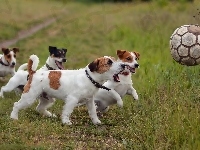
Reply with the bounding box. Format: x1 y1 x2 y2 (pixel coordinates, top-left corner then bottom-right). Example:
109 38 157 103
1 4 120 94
0 18 56 47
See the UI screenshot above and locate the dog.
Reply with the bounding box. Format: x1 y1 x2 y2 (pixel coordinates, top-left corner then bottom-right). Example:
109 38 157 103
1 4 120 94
0 46 67 98
0 47 19 78
10 54 128 125
94 50 140 113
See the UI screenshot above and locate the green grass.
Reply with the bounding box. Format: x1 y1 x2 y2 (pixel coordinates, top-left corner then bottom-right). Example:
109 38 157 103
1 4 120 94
0 1 200 149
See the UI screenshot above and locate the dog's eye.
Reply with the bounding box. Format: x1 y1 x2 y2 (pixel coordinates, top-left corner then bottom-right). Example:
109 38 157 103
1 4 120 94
135 57 138 60
126 57 131 60
107 59 113 65
7 55 11 58
14 55 16 58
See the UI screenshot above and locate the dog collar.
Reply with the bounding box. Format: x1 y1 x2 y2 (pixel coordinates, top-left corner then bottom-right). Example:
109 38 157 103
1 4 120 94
46 63 55 70
0 58 9 66
85 70 111 91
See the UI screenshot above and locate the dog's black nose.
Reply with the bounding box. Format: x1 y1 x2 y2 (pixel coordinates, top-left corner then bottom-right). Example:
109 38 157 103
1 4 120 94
121 64 126 69
135 64 139 68
12 62 15 66
62 58 67 62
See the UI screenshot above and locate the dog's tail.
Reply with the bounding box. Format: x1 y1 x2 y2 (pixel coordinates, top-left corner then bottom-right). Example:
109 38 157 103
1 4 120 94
27 55 39 75
17 63 28 71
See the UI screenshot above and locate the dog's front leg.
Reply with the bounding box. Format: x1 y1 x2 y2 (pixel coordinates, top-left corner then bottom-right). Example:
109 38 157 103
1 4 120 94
62 96 78 125
108 89 123 107
127 86 138 100
86 98 101 125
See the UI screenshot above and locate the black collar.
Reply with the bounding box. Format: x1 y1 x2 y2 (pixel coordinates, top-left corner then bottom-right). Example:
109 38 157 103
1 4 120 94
85 70 111 91
0 58 9 66
46 63 55 70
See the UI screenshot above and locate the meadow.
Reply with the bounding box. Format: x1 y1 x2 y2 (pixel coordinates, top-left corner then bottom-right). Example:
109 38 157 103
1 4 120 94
0 0 200 149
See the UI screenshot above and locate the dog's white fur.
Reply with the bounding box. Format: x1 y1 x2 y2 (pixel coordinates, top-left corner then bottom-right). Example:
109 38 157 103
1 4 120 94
94 50 140 112
10 55 126 125
0 48 19 77
0 51 66 98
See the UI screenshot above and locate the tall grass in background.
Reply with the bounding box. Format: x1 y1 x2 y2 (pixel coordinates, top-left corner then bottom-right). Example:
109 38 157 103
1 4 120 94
0 0 200 149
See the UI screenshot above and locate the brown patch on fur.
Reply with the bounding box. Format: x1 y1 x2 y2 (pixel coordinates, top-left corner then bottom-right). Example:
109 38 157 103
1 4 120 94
117 50 140 62
96 57 112 74
188 25 200 35
48 71 61 90
4 54 12 63
23 59 36 93
12 47 19 53
134 52 140 60
117 50 133 63
2 48 10 55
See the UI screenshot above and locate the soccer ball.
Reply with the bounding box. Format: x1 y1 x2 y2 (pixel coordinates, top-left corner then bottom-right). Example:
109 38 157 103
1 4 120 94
170 24 200 66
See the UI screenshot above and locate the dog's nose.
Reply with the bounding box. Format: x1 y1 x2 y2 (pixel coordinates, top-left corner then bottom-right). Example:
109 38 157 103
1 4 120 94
62 58 67 62
121 64 126 69
12 62 15 66
135 64 139 68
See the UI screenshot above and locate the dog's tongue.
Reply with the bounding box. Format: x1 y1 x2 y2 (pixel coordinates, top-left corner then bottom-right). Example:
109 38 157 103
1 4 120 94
55 61 64 70
113 74 120 82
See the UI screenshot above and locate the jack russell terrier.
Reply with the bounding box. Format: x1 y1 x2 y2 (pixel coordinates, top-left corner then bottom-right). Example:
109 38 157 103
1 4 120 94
0 47 19 78
0 46 67 97
10 54 129 125
94 50 140 113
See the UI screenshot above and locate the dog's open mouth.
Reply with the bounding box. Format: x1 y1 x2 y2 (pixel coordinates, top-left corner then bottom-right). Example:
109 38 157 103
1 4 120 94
129 67 136 73
55 60 64 70
113 74 120 82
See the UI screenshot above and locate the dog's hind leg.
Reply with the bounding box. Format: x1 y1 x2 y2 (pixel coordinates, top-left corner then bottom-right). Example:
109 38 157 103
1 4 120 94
86 99 101 125
0 72 27 98
10 92 40 120
36 94 56 117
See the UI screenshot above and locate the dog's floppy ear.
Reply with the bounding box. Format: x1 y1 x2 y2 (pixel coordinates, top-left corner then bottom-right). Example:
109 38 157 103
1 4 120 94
88 59 99 72
13 47 19 53
2 48 10 55
49 46 57 55
134 52 140 60
116 50 126 59
62 48 67 53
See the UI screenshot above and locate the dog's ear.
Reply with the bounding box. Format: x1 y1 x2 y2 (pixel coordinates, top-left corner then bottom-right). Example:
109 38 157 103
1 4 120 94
13 47 19 53
134 52 140 60
49 46 57 55
116 50 126 59
2 48 10 55
62 48 67 53
88 59 99 72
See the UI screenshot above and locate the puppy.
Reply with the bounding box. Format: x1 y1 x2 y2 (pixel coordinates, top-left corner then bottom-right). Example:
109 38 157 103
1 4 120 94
0 46 67 97
10 55 128 125
94 50 140 112
0 47 19 77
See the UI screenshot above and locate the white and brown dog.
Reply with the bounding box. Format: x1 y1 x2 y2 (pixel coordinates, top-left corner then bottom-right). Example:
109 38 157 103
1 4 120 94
0 47 19 78
10 54 128 125
0 46 67 97
94 50 140 113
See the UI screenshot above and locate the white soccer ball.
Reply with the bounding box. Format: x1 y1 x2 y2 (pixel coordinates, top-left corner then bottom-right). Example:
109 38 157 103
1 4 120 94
170 24 200 66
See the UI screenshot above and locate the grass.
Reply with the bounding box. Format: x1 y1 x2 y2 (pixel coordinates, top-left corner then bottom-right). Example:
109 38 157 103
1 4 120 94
0 0 200 149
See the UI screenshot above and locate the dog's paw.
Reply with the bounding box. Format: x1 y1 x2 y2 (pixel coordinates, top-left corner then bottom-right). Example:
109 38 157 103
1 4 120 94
62 121 72 125
52 114 57 118
10 112 18 120
133 94 139 100
92 119 101 125
0 94 4 98
117 100 123 107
